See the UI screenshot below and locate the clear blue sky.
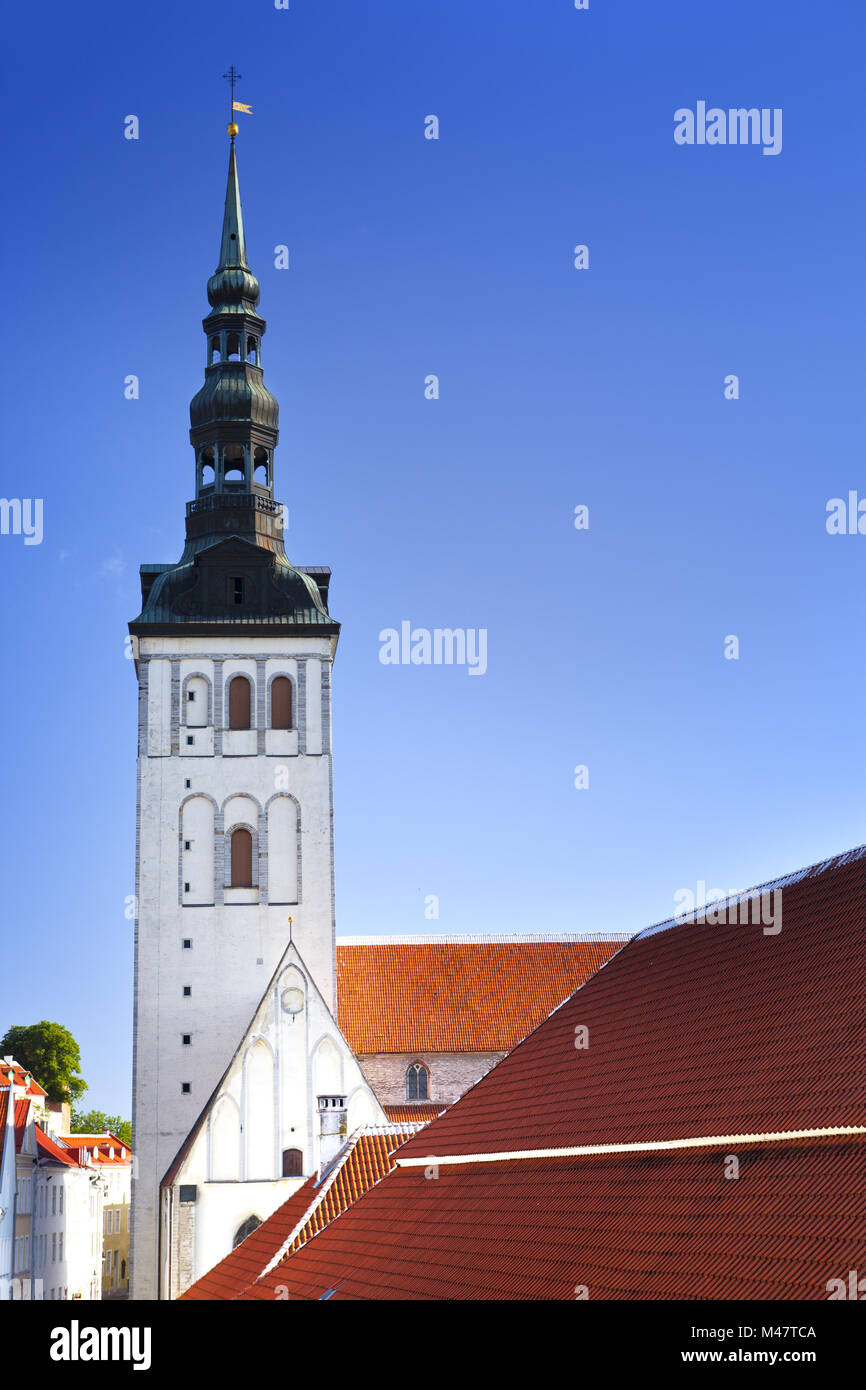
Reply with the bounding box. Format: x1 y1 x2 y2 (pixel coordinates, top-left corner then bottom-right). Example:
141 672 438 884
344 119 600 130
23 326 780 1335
2 0 865 1114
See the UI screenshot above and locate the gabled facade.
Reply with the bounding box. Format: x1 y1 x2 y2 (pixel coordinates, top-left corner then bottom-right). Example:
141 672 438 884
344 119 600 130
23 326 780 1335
159 938 385 1299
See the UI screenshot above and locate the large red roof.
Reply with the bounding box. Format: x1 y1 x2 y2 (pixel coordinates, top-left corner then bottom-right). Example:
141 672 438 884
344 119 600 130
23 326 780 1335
232 843 866 1300
241 1136 866 1301
396 846 866 1158
336 935 627 1053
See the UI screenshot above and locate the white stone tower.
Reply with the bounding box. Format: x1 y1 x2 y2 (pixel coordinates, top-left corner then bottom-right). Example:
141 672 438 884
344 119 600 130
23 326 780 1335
128 131 340 1300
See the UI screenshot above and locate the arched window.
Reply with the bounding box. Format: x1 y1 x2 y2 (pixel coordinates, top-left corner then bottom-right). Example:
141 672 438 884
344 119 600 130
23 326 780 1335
253 446 269 485
270 676 293 730
228 676 251 729
282 1147 303 1177
223 444 245 483
208 336 220 366
231 828 253 887
406 1062 429 1101
226 332 241 361
233 1215 261 1249
247 336 259 365
200 447 215 489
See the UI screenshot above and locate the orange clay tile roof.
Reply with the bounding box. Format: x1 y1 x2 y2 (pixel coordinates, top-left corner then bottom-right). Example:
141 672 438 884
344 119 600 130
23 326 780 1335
233 843 866 1300
0 1063 47 1097
336 935 627 1053
61 1135 132 1164
384 1103 446 1124
178 1127 418 1301
284 1128 414 1254
35 1127 81 1168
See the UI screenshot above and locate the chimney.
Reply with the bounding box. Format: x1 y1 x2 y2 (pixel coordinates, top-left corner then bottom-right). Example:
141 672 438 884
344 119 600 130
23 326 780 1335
46 1100 71 1137
317 1095 347 1169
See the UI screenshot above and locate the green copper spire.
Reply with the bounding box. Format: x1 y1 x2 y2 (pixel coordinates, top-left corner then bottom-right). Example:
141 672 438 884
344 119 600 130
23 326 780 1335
129 128 339 638
218 140 248 269
207 137 260 312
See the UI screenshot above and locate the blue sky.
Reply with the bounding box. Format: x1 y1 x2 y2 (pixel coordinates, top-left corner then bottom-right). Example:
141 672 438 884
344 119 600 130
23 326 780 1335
2 0 865 1113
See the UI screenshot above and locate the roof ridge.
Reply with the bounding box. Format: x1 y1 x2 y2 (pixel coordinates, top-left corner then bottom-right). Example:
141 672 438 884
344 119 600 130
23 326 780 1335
337 932 633 945
396 1125 866 1167
634 841 866 942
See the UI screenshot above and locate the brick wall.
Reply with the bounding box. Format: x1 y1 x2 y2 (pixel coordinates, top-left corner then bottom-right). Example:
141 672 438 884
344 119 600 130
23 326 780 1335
358 1051 506 1107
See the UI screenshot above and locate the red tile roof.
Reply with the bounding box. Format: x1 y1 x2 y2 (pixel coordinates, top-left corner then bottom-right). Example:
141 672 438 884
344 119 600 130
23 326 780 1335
235 844 866 1300
396 846 866 1159
61 1135 132 1165
336 936 627 1053
383 1103 446 1124
179 1127 418 1301
35 1127 81 1168
0 1063 47 1097
240 1137 866 1301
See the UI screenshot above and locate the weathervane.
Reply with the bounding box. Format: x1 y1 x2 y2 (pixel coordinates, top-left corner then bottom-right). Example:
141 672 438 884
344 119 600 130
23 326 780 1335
223 65 242 138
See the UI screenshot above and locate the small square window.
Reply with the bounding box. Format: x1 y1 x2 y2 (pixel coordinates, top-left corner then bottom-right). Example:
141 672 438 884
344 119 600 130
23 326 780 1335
184 840 191 851
184 882 190 893
187 690 196 702
182 938 192 949
181 1083 191 1094
185 779 191 789
182 1034 191 1045
186 735 194 746
183 986 191 996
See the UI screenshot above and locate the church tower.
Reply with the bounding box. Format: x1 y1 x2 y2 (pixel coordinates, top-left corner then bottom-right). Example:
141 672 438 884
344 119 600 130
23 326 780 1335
128 130 340 1300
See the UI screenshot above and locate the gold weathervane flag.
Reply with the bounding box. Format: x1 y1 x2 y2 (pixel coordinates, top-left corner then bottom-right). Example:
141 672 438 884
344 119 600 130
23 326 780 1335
232 101 253 115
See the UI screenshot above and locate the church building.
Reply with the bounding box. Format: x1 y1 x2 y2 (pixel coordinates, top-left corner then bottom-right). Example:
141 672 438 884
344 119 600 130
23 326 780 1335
128 127 627 1300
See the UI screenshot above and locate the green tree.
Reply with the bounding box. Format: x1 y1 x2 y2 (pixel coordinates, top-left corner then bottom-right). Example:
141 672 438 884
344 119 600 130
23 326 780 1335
70 1110 132 1147
0 1021 87 1103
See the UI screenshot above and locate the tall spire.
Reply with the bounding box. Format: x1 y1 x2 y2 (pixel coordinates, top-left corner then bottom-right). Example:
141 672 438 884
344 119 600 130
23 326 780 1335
207 135 261 314
129 126 339 635
218 139 248 271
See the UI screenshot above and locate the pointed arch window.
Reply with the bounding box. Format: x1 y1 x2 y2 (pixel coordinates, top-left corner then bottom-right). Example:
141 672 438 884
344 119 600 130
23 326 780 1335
228 676 251 729
406 1061 429 1101
270 676 293 730
233 1215 261 1249
230 828 253 887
